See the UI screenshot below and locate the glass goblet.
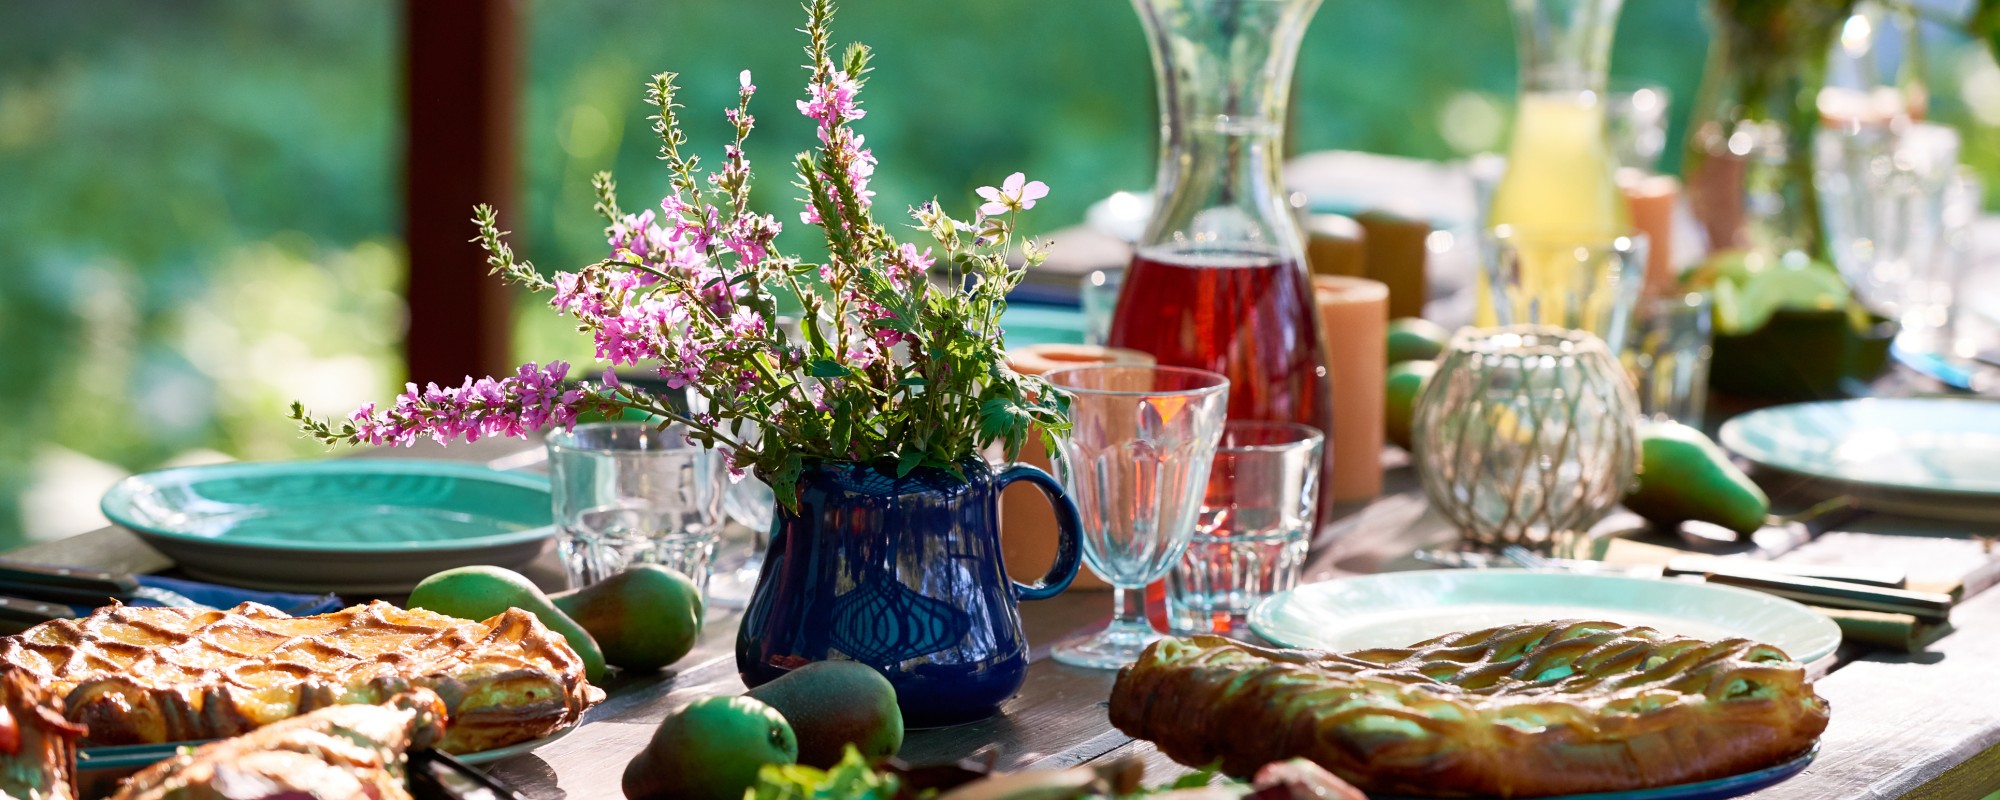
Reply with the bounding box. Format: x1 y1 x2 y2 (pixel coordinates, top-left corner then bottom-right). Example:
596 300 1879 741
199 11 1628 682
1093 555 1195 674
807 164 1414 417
1043 365 1229 669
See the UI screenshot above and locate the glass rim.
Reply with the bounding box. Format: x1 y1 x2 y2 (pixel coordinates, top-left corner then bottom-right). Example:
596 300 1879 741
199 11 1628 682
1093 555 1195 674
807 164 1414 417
1448 324 1614 359
1489 224 1648 254
1217 420 1324 453
1041 364 1230 398
545 420 699 456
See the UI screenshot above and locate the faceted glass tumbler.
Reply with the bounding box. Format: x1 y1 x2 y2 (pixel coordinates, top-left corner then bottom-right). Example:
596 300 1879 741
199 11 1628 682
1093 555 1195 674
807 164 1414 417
546 422 725 592
1411 326 1638 554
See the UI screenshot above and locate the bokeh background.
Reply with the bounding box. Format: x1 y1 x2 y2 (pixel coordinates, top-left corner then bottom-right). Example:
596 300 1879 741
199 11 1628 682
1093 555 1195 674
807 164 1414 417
2 0 1995 547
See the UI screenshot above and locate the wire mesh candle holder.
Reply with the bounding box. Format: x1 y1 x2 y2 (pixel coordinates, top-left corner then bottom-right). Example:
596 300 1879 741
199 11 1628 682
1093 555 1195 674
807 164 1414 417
1411 326 1639 555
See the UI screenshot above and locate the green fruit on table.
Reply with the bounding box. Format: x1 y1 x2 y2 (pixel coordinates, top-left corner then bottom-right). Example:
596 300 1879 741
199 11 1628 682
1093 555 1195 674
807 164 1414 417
407 565 607 682
744 660 904 767
1624 420 1771 536
1386 317 1450 364
624 696 798 800
551 564 704 672
1384 359 1437 451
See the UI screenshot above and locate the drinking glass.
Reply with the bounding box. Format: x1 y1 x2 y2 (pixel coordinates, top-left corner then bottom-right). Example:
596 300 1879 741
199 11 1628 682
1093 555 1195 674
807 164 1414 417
1607 82 1671 173
1816 121 1961 338
1080 269 1123 347
1486 226 1647 351
706 468 774 609
546 422 726 592
1623 292 1713 425
1413 326 1638 555
1166 421 1323 636
1044 365 1229 669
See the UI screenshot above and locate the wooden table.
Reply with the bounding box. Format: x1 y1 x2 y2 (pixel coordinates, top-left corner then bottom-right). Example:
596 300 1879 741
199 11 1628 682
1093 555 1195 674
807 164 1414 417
11 435 1999 800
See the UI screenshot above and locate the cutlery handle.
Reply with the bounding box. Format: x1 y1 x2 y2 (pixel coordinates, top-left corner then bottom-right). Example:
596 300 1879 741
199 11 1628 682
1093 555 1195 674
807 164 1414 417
0 595 73 635
1663 557 1907 589
0 560 138 594
1699 571 1954 624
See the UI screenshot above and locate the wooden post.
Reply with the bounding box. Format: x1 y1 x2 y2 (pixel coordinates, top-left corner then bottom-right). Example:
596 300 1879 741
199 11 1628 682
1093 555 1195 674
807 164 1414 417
401 0 518 385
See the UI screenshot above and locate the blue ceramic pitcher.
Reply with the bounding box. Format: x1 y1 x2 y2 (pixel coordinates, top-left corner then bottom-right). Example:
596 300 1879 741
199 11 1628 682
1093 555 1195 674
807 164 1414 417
736 457 1082 727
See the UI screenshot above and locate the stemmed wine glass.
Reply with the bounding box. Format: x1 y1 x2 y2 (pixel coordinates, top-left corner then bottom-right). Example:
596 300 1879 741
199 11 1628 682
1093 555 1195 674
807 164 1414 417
1043 365 1229 669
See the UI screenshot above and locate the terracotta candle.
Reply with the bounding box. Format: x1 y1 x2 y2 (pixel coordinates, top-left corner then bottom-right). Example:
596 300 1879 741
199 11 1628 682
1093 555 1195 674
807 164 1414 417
1354 211 1430 319
1313 276 1390 502
1001 344 1153 590
1620 170 1680 300
1306 213 1366 278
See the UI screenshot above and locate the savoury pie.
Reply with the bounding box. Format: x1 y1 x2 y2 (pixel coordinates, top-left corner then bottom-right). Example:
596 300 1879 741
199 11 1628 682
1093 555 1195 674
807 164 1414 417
1109 620 1830 797
0 601 601 754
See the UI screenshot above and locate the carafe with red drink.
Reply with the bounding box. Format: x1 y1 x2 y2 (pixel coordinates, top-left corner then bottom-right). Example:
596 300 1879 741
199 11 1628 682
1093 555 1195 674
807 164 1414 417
1111 0 1332 486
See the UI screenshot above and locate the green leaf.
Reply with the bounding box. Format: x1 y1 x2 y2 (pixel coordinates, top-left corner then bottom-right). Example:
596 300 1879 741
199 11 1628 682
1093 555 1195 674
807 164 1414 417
896 375 926 387
807 359 851 378
895 448 924 477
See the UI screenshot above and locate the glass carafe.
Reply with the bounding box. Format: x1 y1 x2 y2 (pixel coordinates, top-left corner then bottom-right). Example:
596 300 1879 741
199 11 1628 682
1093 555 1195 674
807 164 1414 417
1110 0 1331 462
1481 0 1629 326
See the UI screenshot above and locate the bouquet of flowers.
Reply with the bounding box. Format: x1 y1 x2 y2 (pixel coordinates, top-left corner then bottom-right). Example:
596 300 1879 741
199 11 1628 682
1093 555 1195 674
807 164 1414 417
294 0 1065 510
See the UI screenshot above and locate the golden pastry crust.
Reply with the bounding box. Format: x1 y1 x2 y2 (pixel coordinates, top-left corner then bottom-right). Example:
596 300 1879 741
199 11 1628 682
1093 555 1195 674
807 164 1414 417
1109 620 1830 798
0 671 85 800
0 601 602 754
110 689 448 800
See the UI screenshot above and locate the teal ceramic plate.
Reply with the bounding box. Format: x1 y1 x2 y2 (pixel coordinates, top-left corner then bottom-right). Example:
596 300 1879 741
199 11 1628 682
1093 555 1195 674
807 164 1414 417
102 460 555 594
1719 398 2000 519
1249 570 1840 664
1373 744 1818 800
77 725 573 771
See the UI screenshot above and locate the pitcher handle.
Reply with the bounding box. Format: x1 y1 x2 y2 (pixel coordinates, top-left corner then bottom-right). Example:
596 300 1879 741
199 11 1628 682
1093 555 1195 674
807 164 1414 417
995 464 1083 601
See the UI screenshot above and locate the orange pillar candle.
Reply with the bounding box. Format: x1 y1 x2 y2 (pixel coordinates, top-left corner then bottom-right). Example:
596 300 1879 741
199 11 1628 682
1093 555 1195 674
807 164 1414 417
1354 211 1431 319
1313 276 1390 502
1001 344 1153 590
1620 170 1680 301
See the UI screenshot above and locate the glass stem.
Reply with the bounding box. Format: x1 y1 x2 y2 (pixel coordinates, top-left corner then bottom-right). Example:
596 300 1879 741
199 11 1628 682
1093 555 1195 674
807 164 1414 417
1111 586 1150 631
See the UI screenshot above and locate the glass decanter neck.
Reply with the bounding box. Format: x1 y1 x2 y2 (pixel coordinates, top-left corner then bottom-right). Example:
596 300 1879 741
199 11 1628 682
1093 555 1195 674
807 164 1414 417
1135 0 1321 250
1510 0 1623 94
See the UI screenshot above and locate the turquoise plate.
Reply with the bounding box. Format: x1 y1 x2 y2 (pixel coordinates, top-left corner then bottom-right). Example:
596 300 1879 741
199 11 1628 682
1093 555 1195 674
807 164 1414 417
102 460 555 594
1719 398 2000 520
1373 744 1818 800
77 725 574 771
1250 570 1840 664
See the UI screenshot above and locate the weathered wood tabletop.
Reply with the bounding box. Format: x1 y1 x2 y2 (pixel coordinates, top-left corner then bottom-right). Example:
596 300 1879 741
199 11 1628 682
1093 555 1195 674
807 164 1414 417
10 431 1999 800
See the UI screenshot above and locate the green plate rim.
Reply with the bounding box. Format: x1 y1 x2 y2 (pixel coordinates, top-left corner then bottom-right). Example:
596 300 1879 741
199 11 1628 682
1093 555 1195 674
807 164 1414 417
1717 397 2000 499
1247 569 1842 664
100 459 555 553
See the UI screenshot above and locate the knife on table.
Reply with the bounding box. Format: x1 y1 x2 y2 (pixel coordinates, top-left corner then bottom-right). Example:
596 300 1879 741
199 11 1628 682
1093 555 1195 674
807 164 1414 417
0 595 74 635
1499 548 1952 624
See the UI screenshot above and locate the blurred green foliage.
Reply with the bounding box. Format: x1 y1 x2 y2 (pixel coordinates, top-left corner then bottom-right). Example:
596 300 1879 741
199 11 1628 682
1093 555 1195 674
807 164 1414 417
0 0 1987 548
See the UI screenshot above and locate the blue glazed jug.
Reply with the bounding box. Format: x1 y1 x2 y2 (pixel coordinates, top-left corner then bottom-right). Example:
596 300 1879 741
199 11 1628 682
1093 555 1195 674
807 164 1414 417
736 457 1082 727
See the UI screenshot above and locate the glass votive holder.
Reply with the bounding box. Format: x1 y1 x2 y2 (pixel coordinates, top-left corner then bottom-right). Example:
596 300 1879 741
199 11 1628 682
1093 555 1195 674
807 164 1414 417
1624 292 1714 426
1166 421 1325 637
546 421 726 593
1412 326 1639 555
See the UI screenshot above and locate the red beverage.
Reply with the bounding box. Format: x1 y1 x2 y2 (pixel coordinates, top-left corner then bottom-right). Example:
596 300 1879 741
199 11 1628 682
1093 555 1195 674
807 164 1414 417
1108 246 1332 436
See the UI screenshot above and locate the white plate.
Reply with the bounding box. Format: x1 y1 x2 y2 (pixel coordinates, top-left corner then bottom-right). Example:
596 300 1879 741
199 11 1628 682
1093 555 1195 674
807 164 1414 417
1719 397 2000 498
1249 570 1840 663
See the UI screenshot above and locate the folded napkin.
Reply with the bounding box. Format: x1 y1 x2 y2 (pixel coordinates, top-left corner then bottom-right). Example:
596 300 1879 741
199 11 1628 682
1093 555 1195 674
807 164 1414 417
1601 538 1943 654
64 575 344 619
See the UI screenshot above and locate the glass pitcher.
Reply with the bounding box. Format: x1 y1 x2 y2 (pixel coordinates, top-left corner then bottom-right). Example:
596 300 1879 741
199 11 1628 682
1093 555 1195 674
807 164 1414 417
1109 0 1332 459
1481 0 1629 326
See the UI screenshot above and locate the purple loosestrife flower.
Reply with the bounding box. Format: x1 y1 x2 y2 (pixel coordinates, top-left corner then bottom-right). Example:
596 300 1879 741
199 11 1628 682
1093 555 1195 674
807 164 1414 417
344 362 586 447
797 70 864 134
976 172 1050 216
